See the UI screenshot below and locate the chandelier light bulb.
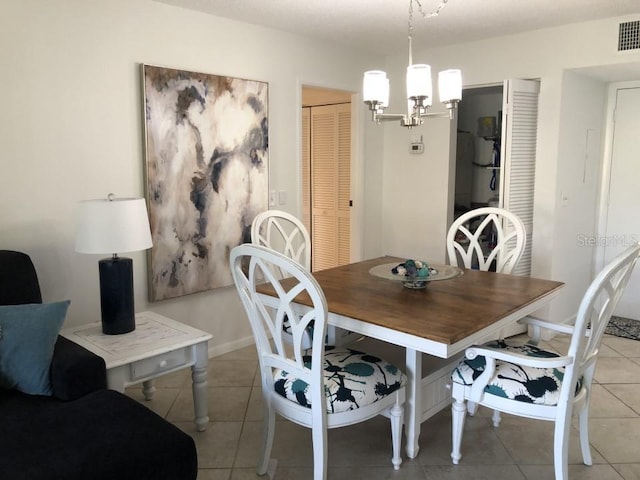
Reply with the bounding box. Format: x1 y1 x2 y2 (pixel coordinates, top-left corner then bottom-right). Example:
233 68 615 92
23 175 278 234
363 70 390 106
406 64 432 104
438 69 462 103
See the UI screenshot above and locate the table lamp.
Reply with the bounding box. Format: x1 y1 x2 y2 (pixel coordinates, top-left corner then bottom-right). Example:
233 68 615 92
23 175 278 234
75 194 153 334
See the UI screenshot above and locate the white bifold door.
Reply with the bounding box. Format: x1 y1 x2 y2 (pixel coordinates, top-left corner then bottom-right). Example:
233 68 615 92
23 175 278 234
499 78 540 277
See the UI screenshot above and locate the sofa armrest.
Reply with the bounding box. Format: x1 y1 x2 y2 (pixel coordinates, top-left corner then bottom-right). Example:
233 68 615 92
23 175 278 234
50 336 107 401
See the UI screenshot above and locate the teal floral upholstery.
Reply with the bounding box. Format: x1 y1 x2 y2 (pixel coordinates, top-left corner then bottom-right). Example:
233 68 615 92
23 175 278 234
274 347 406 413
451 341 577 406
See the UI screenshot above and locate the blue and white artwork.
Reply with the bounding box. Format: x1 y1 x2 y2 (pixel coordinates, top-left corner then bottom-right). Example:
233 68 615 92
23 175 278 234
142 65 268 301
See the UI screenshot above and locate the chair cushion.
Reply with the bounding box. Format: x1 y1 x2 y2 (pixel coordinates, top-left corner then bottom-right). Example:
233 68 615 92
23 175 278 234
0 300 70 395
273 347 405 413
451 341 567 406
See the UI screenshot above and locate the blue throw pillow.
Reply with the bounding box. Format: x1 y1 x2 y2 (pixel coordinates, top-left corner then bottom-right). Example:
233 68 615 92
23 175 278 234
0 300 70 395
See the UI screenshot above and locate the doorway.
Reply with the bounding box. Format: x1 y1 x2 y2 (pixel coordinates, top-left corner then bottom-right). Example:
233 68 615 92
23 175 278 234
301 86 353 271
455 85 504 216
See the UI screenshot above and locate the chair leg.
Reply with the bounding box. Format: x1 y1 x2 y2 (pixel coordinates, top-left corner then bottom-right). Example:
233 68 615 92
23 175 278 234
467 400 478 416
553 415 571 480
312 420 328 480
578 403 593 465
491 409 502 427
258 401 276 475
389 398 404 470
451 398 467 465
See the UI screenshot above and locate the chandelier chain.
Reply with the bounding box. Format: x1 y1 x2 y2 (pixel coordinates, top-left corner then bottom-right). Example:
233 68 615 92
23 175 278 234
409 0 449 38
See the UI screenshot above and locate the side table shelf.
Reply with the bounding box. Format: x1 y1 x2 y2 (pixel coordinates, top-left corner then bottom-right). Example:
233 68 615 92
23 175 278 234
60 311 213 431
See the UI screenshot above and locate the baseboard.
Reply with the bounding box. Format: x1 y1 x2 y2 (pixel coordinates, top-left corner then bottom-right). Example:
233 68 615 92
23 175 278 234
208 335 255 358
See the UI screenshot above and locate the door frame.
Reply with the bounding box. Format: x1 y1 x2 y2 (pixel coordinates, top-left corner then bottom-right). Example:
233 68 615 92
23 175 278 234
594 80 640 273
296 80 363 262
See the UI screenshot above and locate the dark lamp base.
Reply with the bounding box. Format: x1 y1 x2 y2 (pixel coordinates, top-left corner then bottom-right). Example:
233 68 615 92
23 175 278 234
99 257 136 335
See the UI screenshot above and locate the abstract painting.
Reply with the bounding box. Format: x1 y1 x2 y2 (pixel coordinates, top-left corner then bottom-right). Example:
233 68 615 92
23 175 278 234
142 65 268 301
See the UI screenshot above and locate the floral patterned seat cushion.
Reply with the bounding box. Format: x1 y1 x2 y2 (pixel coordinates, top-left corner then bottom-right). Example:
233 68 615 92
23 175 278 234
451 341 574 406
273 347 405 413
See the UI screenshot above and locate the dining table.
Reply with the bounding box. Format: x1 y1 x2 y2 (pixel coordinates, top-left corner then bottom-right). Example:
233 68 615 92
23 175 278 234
257 255 564 459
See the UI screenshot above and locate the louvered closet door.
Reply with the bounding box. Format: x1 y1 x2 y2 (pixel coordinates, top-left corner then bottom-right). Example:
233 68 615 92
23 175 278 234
500 79 540 276
310 103 351 271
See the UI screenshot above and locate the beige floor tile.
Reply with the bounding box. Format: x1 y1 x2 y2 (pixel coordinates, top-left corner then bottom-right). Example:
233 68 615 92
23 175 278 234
328 465 427 479
519 463 625 480
325 416 407 468
167 386 252 422
417 410 514 466
613 463 640 480
125 386 180 419
178 421 244 469
197 468 232 480
214 345 258 362
586 384 639 418
206 360 258 387
595 357 640 384
492 414 605 465
604 384 640 414
244 387 265 422
423 465 525 480
589 418 640 464
602 336 640 357
234 420 313 469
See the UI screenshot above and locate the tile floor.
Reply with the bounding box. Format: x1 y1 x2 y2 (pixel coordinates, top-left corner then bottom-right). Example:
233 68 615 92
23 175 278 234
125 333 640 479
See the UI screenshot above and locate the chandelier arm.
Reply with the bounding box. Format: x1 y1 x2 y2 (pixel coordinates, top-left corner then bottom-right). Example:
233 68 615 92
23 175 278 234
373 113 410 123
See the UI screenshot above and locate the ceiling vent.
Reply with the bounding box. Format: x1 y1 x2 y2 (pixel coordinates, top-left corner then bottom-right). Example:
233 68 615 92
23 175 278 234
618 20 640 52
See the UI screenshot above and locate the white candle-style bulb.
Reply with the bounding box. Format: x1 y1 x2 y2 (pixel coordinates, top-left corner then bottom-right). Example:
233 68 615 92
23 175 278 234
438 69 462 103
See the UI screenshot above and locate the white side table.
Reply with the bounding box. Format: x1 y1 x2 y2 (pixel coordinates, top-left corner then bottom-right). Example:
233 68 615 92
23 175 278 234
60 311 213 432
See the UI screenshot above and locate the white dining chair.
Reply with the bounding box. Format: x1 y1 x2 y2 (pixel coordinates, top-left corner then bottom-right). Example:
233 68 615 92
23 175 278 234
446 206 526 274
230 244 406 480
447 206 528 415
251 209 358 346
251 209 311 274
450 242 640 480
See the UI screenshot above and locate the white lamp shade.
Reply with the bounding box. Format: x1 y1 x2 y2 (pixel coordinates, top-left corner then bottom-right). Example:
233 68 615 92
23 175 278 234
75 197 153 254
406 64 432 105
363 70 389 106
438 69 462 103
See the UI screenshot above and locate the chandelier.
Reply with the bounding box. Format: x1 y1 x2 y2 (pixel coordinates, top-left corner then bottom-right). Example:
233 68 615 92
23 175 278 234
363 0 462 128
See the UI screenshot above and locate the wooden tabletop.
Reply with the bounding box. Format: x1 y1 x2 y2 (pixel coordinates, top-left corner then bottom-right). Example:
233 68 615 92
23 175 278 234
259 256 564 346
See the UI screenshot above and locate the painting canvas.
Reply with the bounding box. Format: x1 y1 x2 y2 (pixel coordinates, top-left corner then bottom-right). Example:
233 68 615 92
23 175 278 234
142 65 268 301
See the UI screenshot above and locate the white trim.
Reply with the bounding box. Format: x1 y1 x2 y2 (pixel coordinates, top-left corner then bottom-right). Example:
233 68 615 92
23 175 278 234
208 335 255 358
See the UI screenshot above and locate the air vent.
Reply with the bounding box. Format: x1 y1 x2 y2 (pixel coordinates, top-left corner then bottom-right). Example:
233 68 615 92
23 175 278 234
618 20 640 51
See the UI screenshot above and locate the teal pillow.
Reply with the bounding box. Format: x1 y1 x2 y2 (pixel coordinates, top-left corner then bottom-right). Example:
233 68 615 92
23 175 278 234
0 300 70 395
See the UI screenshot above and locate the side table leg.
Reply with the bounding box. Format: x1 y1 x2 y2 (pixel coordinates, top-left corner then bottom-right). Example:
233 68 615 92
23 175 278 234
192 342 210 432
405 348 422 459
142 380 156 400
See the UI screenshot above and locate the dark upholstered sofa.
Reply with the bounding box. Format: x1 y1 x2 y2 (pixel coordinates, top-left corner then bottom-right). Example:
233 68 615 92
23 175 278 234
0 250 198 480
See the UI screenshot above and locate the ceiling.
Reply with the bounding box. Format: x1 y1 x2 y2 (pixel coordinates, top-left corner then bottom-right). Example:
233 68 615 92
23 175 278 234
154 0 639 56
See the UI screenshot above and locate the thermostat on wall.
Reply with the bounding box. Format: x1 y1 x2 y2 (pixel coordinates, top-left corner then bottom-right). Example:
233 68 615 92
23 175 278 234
410 135 424 154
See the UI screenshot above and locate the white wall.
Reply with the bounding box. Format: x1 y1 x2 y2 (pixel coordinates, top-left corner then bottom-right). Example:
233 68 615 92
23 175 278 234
0 0 384 355
380 14 640 323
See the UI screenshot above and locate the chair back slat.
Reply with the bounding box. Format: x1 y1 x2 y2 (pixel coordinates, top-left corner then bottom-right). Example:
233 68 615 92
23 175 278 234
447 207 526 274
251 211 311 276
230 244 327 392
